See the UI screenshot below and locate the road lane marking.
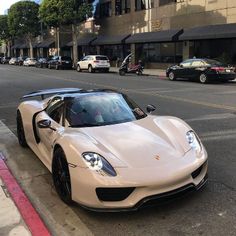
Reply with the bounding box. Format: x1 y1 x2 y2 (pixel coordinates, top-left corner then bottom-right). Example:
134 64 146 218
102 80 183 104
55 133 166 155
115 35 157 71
186 113 236 122
199 129 236 142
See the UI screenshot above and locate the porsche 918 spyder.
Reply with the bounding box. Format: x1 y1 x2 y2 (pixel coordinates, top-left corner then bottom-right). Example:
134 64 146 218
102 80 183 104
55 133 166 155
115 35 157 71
17 88 208 211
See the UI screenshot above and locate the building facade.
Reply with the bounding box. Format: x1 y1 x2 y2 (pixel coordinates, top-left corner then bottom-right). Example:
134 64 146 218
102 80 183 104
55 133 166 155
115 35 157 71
95 0 236 68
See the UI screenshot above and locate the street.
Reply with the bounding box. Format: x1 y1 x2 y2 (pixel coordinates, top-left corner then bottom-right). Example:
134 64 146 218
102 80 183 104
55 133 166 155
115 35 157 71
0 64 236 236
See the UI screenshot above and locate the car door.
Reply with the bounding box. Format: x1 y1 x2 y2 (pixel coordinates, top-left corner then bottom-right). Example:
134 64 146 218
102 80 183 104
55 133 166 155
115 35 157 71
36 97 65 168
80 56 88 69
177 60 193 78
189 60 205 79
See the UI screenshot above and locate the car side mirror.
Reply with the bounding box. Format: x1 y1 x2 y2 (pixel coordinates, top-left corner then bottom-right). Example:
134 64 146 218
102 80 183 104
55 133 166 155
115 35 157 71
37 119 56 131
146 104 156 114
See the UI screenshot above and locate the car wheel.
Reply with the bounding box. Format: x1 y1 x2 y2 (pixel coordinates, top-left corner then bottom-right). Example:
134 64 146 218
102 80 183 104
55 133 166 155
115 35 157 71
168 71 176 81
76 64 81 72
52 148 73 205
88 65 93 73
16 110 28 148
56 64 59 70
199 73 208 84
48 64 51 69
119 70 125 76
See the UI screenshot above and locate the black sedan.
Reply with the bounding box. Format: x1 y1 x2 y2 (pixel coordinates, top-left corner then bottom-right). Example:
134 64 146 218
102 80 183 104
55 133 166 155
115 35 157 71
166 58 236 84
48 56 72 70
36 58 49 68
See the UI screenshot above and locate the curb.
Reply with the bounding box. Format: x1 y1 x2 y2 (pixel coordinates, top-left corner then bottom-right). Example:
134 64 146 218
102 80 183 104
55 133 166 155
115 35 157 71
0 152 51 236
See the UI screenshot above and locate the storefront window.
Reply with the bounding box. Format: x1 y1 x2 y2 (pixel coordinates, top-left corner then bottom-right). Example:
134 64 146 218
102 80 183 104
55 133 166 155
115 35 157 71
100 44 131 61
135 0 154 11
135 42 183 63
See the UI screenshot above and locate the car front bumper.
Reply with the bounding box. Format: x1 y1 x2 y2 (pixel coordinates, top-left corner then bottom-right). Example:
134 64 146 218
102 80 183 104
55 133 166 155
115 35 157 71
70 150 208 211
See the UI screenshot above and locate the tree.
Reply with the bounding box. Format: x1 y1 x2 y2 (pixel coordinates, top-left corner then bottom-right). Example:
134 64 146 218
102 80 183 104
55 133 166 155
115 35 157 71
8 1 40 58
0 15 11 56
40 0 94 66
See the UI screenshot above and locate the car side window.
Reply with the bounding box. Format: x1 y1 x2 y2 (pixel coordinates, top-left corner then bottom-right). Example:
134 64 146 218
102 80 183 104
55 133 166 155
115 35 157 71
180 60 192 67
191 60 204 67
45 97 64 124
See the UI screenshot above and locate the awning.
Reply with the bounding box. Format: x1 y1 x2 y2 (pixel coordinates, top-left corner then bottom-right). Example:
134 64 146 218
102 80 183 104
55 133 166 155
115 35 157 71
91 34 131 45
125 29 183 44
179 23 236 40
66 35 97 47
37 39 55 48
12 44 22 49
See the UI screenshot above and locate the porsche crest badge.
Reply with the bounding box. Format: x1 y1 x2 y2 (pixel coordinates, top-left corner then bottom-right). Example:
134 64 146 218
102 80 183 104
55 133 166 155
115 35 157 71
155 155 160 160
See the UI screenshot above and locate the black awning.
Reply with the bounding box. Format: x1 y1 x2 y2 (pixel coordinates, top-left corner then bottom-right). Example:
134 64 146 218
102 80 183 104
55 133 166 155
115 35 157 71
91 34 131 45
37 39 55 48
66 35 97 47
179 23 236 40
12 44 22 49
125 29 183 44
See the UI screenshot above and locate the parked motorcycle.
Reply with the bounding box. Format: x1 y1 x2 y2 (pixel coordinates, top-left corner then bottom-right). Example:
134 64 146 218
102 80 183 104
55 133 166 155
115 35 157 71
119 54 143 76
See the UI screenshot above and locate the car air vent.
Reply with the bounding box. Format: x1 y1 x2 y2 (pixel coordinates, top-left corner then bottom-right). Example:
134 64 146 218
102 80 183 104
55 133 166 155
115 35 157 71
96 187 135 201
191 164 204 179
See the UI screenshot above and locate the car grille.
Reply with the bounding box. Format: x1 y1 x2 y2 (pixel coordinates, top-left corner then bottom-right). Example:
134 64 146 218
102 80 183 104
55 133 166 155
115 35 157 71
96 187 135 201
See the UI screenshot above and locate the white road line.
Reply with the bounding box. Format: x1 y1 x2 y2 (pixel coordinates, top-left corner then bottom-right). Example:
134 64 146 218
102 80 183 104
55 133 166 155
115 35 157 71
199 129 236 142
186 113 236 122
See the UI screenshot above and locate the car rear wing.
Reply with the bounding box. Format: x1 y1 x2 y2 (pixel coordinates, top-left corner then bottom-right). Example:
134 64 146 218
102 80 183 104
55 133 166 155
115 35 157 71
22 88 82 100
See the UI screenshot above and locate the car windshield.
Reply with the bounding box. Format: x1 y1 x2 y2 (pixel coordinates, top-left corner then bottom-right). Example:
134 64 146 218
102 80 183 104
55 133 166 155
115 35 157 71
96 56 108 60
65 93 147 128
61 56 71 61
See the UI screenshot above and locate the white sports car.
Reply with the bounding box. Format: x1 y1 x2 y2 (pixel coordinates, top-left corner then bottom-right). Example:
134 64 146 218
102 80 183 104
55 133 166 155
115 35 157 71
17 88 208 211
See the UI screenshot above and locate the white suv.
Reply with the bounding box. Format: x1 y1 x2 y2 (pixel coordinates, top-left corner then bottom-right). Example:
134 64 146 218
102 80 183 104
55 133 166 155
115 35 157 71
77 55 110 73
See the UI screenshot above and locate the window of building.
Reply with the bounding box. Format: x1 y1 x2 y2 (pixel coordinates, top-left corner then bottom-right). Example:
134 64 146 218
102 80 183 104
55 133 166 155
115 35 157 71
100 1 112 18
115 0 131 15
135 0 154 11
159 0 184 7
135 42 183 63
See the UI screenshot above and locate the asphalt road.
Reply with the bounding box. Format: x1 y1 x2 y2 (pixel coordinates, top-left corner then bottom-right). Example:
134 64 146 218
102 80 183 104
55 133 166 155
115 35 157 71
0 64 236 236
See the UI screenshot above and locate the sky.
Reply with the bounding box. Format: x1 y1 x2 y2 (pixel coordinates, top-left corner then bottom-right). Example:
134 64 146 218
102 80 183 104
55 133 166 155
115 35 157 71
0 0 41 15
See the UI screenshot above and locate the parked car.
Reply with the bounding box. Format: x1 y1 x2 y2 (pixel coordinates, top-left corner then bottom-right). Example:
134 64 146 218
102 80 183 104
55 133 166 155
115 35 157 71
9 57 19 65
2 57 11 64
0 57 2 64
17 88 208 210
36 58 49 68
77 55 110 73
23 58 37 66
17 56 27 66
48 56 72 70
166 58 236 84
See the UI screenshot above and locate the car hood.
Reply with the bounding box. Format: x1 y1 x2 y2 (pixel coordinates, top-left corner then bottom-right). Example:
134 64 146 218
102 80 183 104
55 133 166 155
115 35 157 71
77 116 192 168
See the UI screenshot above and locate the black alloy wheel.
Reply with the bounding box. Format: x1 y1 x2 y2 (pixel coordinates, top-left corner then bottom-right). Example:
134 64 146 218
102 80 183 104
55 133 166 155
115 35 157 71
119 70 125 76
199 73 208 84
168 71 176 81
52 148 73 205
16 110 28 148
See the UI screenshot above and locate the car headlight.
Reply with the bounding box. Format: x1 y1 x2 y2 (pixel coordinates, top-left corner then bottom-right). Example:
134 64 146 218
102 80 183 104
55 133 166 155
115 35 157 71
186 130 202 154
82 152 117 177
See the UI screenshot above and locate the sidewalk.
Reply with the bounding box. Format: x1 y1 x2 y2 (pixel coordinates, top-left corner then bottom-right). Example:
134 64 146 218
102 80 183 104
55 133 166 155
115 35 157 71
110 67 166 77
0 153 50 236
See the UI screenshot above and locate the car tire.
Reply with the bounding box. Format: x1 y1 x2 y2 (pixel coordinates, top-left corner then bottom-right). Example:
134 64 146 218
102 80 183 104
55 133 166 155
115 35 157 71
16 110 28 148
119 70 125 76
77 64 81 72
168 71 176 81
199 73 208 84
48 64 51 69
52 148 73 205
88 65 94 73
56 64 59 70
